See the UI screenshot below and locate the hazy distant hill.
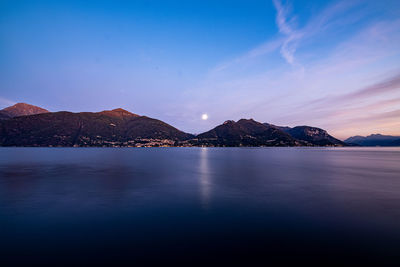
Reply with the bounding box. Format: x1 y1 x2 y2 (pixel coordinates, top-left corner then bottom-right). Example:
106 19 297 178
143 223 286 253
0 103 49 119
345 134 400 146
0 108 193 147
192 119 303 146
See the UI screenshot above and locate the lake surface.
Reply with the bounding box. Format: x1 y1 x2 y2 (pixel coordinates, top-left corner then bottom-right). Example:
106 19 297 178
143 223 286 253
1 147 400 265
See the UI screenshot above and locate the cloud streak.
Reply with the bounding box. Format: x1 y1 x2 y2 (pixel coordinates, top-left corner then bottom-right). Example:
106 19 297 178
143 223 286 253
348 73 400 99
272 0 361 67
273 0 302 65
303 72 400 110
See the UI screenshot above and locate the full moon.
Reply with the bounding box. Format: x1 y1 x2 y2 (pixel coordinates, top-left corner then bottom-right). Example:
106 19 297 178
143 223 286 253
201 113 208 120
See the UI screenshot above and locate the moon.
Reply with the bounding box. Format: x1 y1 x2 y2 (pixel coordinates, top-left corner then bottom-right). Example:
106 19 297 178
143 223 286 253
201 113 208 120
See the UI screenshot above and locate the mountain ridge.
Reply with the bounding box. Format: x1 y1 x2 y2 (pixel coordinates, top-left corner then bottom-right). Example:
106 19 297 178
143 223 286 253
191 119 304 146
0 102 377 147
345 134 400 146
0 108 193 147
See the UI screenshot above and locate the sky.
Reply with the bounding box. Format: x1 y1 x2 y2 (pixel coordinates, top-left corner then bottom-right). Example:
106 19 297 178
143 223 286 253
1 0 400 139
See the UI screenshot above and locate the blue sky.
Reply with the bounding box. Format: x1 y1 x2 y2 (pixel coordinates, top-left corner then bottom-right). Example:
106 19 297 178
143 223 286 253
1 0 399 138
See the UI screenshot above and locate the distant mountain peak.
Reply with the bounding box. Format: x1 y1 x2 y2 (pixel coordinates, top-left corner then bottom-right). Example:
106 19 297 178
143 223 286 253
111 108 130 112
0 102 49 119
100 108 139 117
5 102 48 111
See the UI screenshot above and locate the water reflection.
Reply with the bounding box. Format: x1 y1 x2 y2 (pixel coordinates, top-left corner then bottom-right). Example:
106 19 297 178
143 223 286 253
199 148 211 209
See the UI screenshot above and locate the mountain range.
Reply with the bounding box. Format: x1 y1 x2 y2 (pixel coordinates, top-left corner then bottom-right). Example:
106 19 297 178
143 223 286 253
344 134 400 146
0 103 395 147
0 104 192 147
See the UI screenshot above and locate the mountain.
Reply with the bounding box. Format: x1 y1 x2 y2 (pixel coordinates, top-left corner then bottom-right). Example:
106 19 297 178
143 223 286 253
0 108 193 147
0 103 353 147
345 134 400 146
0 103 49 119
278 125 346 146
190 119 304 146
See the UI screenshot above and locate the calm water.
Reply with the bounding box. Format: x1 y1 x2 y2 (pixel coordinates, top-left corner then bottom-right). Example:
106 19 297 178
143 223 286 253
0 147 400 265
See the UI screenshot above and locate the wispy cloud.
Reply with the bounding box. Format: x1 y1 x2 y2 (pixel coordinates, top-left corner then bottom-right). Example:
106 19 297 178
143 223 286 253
272 0 302 65
210 38 283 74
209 0 362 75
272 0 361 67
344 73 400 99
304 72 400 109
